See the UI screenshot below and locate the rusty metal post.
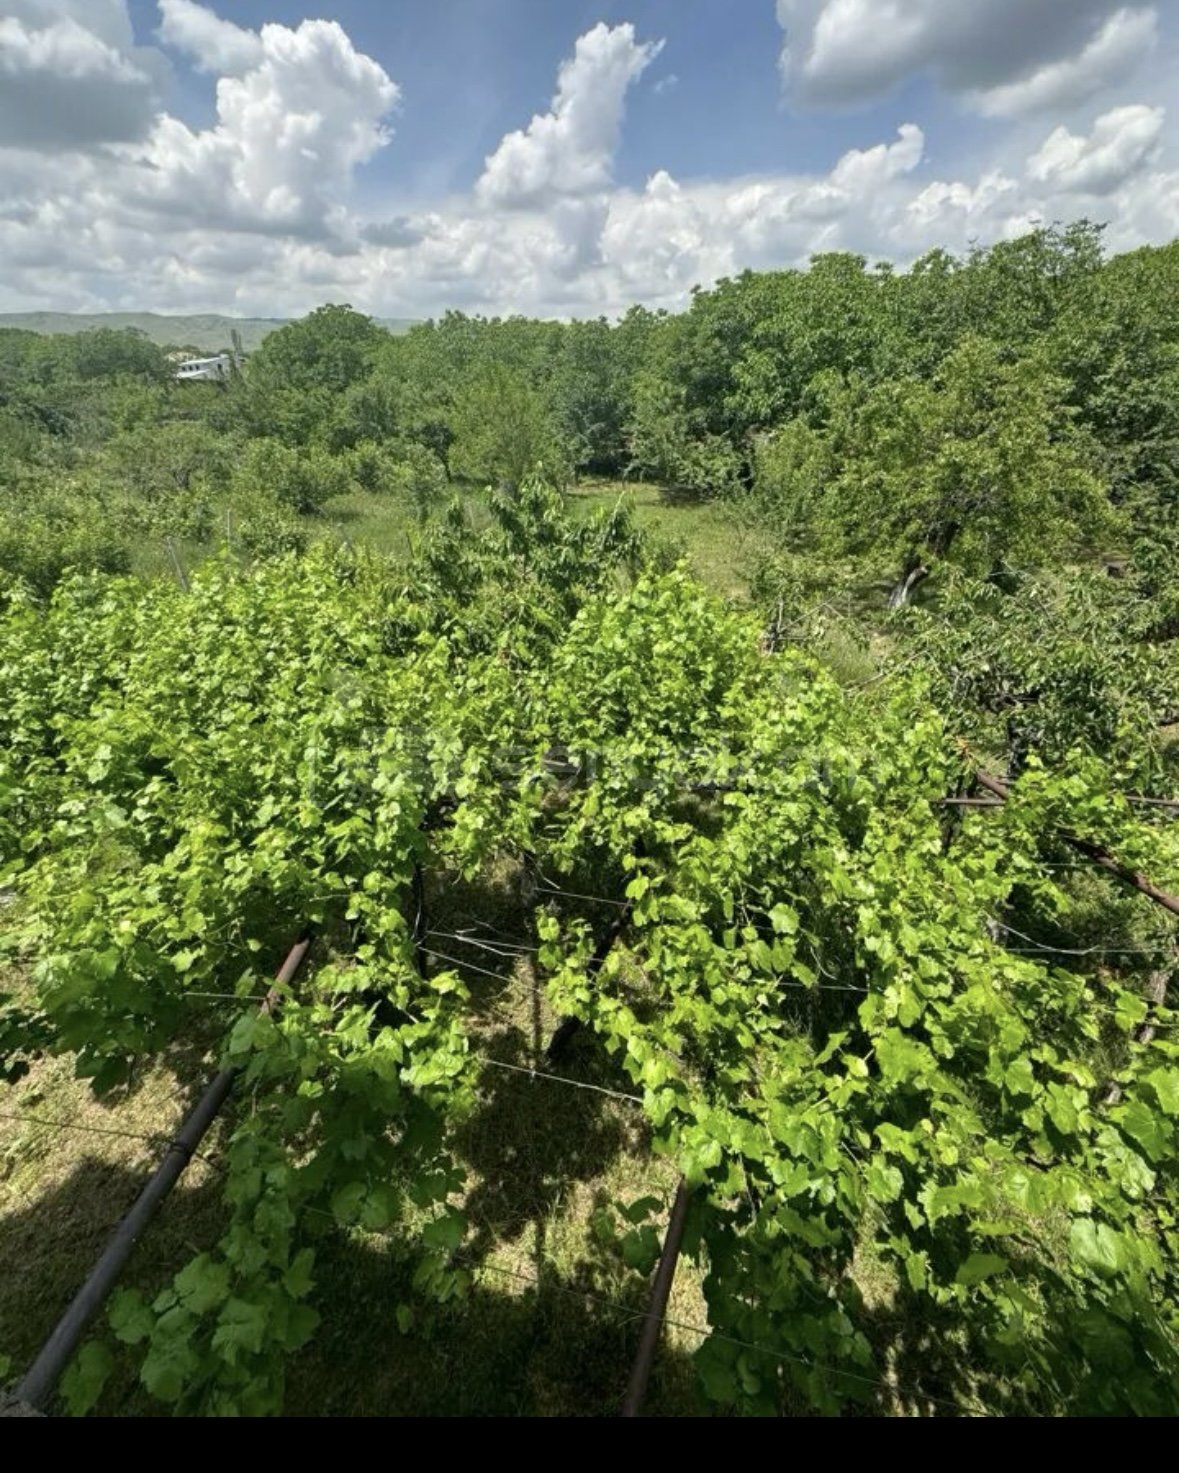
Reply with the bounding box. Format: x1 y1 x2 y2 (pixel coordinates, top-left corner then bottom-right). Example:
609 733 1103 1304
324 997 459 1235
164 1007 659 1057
621 1180 691 1418
14 936 312 1412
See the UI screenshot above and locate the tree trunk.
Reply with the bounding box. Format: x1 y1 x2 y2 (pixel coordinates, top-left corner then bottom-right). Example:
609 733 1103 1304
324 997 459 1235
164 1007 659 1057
888 562 929 609
1104 961 1172 1106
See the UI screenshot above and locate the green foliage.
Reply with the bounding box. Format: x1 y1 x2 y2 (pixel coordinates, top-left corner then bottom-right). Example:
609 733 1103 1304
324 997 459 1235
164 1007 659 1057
2 482 1178 1416
900 563 1179 788
60 1341 115 1416
0 474 134 593
753 338 1113 583
3 226 1179 1418
101 420 238 501
1052 240 1179 506
346 440 448 521
5 222 1175 608
728 254 899 432
66 329 171 386
243 306 386 446
549 316 638 474
247 306 384 398
231 438 350 515
628 375 745 495
448 364 571 491
386 444 449 521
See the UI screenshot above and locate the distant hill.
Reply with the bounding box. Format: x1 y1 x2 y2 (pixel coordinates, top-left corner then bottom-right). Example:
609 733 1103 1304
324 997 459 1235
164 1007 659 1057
0 312 420 353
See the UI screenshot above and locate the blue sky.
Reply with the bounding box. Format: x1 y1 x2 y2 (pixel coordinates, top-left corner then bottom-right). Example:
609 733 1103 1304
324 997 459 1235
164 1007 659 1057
2 3 1177 318
128 1 965 201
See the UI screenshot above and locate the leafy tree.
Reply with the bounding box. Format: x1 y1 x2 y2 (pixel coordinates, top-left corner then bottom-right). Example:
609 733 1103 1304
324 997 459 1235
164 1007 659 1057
952 222 1106 350
232 438 351 515
0 472 134 591
900 564 1179 787
329 374 405 451
246 306 386 444
346 439 448 520
102 420 239 499
449 364 570 490
755 338 1113 601
729 254 897 431
1049 239 1179 509
387 443 449 522
247 306 385 396
549 317 632 474
66 328 170 385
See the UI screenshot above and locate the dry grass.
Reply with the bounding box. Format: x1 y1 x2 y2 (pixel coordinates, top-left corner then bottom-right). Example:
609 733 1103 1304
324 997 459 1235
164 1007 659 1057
0 993 227 1411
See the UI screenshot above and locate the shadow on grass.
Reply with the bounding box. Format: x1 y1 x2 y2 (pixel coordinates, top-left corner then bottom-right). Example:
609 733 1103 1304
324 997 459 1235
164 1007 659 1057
285 1216 703 1417
456 1025 637 1264
657 485 721 508
2 867 710 1417
0 1152 703 1417
0 1155 226 1415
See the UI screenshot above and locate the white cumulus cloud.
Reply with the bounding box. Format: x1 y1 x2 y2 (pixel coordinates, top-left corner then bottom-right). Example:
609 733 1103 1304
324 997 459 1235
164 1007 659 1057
477 22 663 208
4 0 136 51
1027 104 1165 193
138 17 399 236
0 0 164 148
0 6 1177 323
157 0 263 76
777 1 1155 113
977 7 1158 116
830 122 924 189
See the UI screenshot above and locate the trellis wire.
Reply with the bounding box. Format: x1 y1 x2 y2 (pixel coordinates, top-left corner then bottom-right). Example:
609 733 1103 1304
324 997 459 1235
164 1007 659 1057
298 1206 973 1414
8 731 1178 1413
426 929 539 958
12 934 313 1413
989 919 1171 958
0 1109 225 1171
479 1056 644 1106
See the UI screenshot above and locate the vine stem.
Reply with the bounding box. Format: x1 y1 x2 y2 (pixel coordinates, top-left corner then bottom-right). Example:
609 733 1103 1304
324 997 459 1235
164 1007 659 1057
963 755 1179 919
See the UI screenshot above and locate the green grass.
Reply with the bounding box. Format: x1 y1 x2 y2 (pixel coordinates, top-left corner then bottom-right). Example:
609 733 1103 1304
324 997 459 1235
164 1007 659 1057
127 479 756 606
316 479 756 602
566 481 757 602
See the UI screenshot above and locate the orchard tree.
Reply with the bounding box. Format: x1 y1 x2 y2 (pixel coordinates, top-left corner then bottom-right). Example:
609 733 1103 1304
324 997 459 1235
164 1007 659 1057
102 420 239 498
247 306 385 395
729 254 897 432
449 364 570 491
900 564 1179 786
232 437 350 514
67 328 170 385
549 317 630 475
952 222 1106 350
246 306 386 444
755 337 1114 603
1049 239 1179 509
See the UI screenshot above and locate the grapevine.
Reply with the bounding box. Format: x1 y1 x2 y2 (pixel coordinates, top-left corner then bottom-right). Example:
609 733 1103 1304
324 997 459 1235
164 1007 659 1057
2 482 1176 1415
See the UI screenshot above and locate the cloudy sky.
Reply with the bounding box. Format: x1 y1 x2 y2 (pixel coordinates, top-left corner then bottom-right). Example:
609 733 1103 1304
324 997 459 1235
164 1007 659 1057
1 1 1176 319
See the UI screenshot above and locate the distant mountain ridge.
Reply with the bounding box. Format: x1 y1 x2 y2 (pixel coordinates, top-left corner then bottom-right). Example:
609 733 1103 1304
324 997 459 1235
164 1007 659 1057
0 311 420 353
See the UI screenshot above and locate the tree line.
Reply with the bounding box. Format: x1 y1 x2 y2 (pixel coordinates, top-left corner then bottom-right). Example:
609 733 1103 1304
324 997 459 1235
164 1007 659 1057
2 220 1177 610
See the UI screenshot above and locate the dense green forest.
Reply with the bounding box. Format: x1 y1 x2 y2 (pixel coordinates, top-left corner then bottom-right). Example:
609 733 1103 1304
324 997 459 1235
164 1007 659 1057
4 222 1177 612
2 222 1178 1417
0 313 421 354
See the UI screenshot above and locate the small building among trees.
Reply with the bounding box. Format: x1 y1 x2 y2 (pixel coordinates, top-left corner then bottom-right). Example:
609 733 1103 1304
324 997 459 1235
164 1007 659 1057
174 353 234 383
